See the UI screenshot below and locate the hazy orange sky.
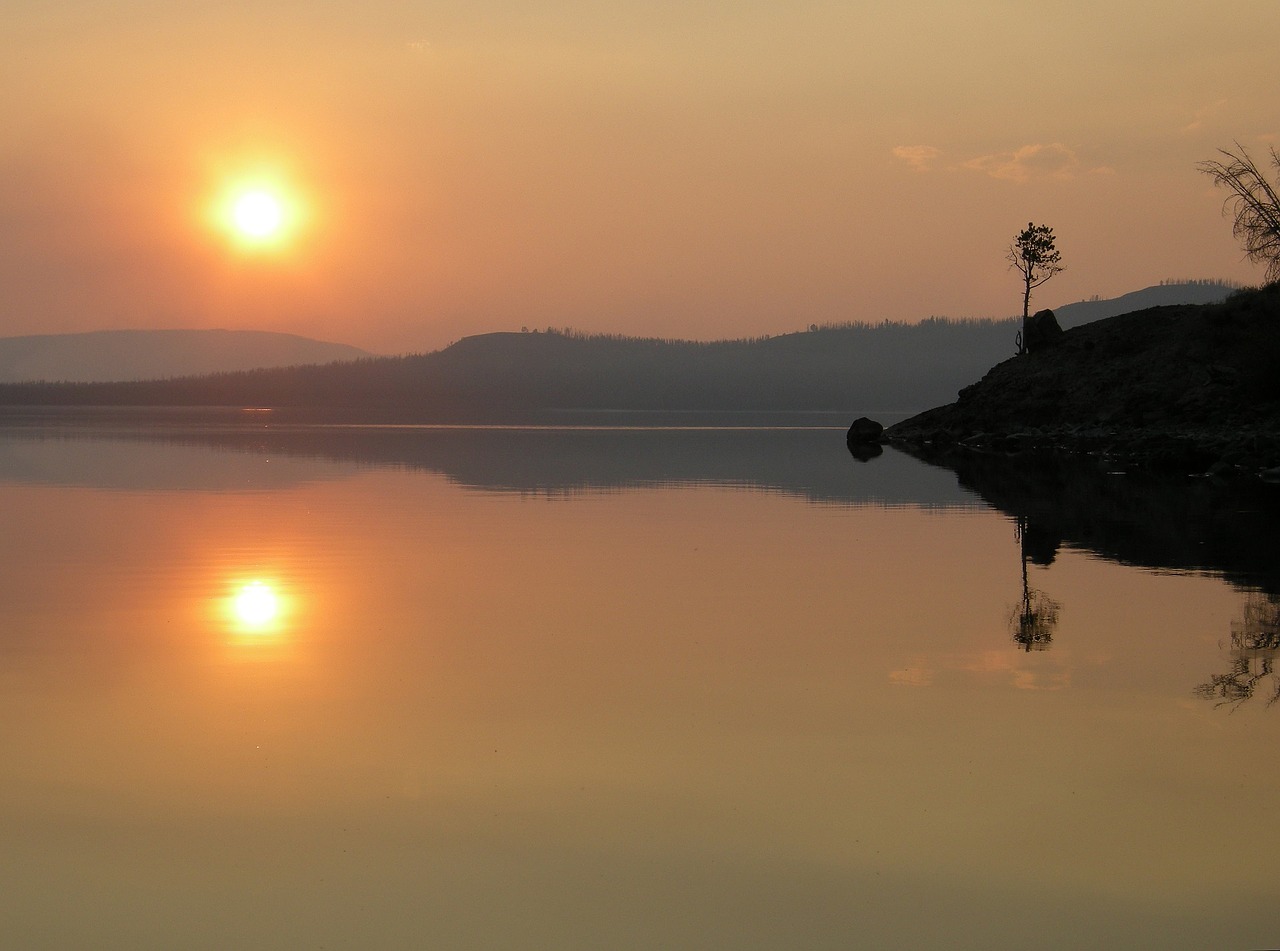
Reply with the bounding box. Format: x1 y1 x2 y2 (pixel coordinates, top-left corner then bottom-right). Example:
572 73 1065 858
3 1 1275 354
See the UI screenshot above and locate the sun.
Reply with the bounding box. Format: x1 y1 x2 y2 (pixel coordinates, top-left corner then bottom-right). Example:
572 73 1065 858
232 190 284 239
213 175 302 250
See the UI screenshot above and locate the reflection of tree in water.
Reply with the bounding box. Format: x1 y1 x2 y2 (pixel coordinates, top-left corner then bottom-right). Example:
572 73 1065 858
1009 514 1061 651
1196 594 1280 708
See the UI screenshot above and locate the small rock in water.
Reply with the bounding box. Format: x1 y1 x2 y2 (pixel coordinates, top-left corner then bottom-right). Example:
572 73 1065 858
846 416 884 445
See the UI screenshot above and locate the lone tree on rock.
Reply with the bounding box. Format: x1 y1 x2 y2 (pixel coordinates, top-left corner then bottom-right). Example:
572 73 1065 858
1199 143 1280 285
1008 222 1064 355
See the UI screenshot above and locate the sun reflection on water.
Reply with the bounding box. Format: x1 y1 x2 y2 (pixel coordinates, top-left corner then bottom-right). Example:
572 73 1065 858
226 579 289 640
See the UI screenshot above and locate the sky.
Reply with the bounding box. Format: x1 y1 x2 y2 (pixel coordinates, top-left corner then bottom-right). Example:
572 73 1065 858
2 0 1276 354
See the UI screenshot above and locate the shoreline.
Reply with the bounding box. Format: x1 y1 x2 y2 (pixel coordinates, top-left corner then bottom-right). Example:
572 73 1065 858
885 419 1280 479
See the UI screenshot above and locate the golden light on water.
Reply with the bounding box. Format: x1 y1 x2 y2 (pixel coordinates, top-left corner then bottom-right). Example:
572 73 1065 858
216 574 305 660
230 580 283 632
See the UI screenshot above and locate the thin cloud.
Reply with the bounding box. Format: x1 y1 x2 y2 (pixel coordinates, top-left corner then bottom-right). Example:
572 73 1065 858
1181 99 1229 135
891 145 941 172
963 143 1085 183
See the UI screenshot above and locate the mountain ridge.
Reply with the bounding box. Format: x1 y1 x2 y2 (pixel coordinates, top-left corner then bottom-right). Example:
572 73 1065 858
0 328 371 383
0 281 1244 417
1050 279 1237 329
0 318 1020 417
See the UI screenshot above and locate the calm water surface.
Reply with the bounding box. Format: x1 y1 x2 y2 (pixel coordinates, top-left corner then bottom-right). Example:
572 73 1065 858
1 423 1277 950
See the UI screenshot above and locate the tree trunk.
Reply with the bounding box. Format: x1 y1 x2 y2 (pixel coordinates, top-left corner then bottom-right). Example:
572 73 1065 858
1019 277 1032 355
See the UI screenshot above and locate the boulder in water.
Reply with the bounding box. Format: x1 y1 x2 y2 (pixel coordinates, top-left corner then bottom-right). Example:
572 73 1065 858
846 416 884 446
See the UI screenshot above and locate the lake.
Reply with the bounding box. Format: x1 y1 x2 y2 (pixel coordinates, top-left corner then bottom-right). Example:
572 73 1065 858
1 417 1278 950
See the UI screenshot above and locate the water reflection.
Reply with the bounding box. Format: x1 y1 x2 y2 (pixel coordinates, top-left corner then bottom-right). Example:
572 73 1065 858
897 444 1280 589
1010 516 1061 651
228 580 284 633
215 573 306 664
898 444 1280 703
0 419 978 508
4 422 1280 947
1195 594 1280 708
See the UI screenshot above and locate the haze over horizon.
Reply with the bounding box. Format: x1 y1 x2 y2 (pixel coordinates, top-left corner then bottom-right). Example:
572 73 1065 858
3 1 1275 354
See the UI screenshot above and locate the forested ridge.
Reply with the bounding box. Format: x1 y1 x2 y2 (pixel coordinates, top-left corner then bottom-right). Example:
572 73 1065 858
0 317 1020 418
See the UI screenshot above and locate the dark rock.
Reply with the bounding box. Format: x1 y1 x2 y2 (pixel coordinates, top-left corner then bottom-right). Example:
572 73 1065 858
1220 448 1260 470
1023 309 1064 354
1206 460 1244 479
846 416 884 445
1207 364 1241 385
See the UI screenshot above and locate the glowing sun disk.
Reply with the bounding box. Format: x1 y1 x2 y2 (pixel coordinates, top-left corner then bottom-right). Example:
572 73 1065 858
232 190 284 239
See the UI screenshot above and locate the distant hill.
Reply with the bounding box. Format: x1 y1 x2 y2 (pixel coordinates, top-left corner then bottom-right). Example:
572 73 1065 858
0 281 1246 418
1053 280 1238 329
0 319 1022 418
0 329 371 383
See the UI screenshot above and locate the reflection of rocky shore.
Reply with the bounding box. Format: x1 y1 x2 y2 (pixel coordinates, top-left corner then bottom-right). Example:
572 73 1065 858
0 415 975 508
1196 594 1280 708
902 444 1280 705
898 444 1280 594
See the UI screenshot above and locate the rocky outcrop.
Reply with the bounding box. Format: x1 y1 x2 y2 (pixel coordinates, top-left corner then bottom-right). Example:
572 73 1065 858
887 284 1280 475
846 416 886 461
1022 308 1063 354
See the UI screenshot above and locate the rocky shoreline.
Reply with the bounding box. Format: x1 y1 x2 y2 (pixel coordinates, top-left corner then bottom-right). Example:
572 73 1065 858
888 421 1280 479
879 284 1280 478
